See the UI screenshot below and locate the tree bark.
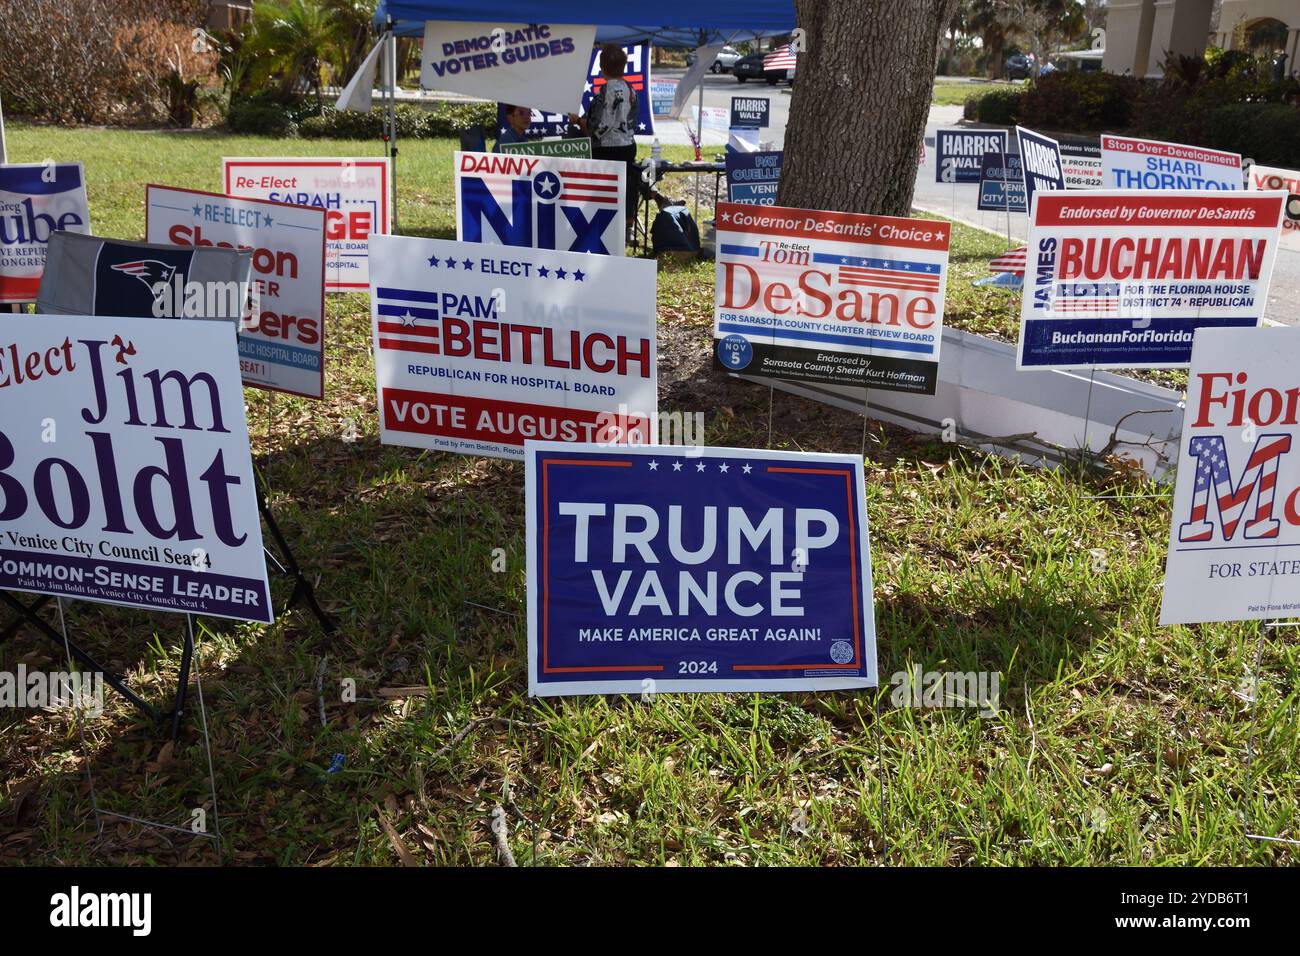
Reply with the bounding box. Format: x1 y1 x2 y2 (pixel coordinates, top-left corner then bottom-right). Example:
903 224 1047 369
777 0 958 217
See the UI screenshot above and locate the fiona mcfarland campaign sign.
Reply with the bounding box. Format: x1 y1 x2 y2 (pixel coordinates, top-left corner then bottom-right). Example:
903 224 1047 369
935 129 1008 185
1160 327 1300 625
369 234 656 460
0 314 271 623
712 201 950 395
525 443 876 696
146 185 327 399
1100 134 1242 191
1 163 91 303
1017 190 1285 370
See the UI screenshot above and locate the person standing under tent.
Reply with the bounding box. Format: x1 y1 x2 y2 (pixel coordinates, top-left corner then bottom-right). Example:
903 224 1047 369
494 103 533 152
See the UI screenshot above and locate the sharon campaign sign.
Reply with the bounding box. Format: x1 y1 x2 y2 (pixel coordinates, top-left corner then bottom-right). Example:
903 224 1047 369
146 185 327 399
712 201 950 395
1100 134 1242 191
977 151 1026 213
1015 126 1065 205
1018 190 1286 370
525 443 876 696
935 129 1008 185
1 163 91 303
0 313 272 623
454 151 626 256
1160 327 1300 625
368 234 656 460
1247 163 1300 252
726 150 783 206
223 157 390 293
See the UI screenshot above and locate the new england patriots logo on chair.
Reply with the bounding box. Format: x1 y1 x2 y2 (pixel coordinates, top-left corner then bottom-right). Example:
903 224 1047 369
110 259 177 290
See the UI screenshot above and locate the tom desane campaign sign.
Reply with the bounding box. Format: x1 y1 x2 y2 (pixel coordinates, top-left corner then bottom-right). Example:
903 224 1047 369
1018 190 1285 370
1100 134 1242 191
1 163 91 303
146 185 327 399
369 234 657 460
525 443 876 696
0 313 272 623
1160 327 1300 625
712 201 950 395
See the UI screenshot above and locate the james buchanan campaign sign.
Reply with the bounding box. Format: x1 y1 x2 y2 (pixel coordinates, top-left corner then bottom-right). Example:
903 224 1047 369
369 235 657 460
0 314 272 623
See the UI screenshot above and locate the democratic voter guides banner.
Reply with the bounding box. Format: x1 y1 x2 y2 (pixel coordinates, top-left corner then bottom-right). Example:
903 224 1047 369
0 313 272 623
977 152 1026 213
1015 126 1065 205
454 151 626 256
713 201 950 395
1 163 91 303
223 157 390 293
726 150 783 206
1100 134 1242 191
499 137 592 159
1160 327 1300 625
368 234 657 460
1060 137 1104 189
1247 163 1300 252
421 21 596 116
730 96 770 129
145 185 327 399
935 129 1008 185
524 443 877 696
1017 190 1286 370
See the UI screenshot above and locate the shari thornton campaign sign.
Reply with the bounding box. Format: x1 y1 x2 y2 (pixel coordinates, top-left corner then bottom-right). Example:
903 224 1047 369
1160 327 1300 625
1 163 91 304
1100 134 1242 191
524 442 877 696
368 234 657 460
1017 190 1286 370
0 313 272 623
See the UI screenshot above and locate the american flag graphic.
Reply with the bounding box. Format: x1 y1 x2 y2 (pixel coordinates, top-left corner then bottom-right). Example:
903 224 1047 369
834 255 941 294
1183 435 1289 541
1052 282 1120 314
762 43 798 71
375 287 442 356
987 246 1026 276
472 167 620 205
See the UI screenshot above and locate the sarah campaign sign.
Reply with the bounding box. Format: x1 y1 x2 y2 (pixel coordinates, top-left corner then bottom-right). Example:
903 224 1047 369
1247 163 1300 252
223 157 390 293
712 201 950 395
1160 327 1300 625
1017 191 1286 370
725 150 783 206
0 313 272 623
1015 126 1065 205
455 151 626 256
145 185 327 399
977 151 1026 213
935 129 1008 185
1100 134 1242 191
1 163 91 303
368 234 656 460
525 443 876 696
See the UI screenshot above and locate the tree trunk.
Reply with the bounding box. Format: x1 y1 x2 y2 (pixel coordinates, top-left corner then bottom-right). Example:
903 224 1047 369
777 0 957 217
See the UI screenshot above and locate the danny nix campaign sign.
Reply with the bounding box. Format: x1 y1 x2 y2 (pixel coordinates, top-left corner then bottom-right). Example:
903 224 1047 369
146 185 327 399
713 201 950 395
1247 163 1300 252
525 443 876 696
1017 190 1285 370
1100 134 1242 191
0 313 272 623
1 163 91 303
369 234 656 460
455 151 626 256
223 157 390 293
935 129 1008 185
1160 327 1300 625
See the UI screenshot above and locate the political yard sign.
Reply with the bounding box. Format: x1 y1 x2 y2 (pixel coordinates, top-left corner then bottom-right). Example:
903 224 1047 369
0 313 272 623
146 185 327 399
525 443 876 696
1060 137 1104 189
1 163 91 303
455 151 626 256
1247 163 1300 252
726 150 783 206
713 201 950 395
935 129 1008 185
1100 134 1242 191
499 137 593 159
369 234 656 460
730 96 770 129
977 152 1026 213
1015 126 1065 205
223 157 390 293
1160 327 1300 625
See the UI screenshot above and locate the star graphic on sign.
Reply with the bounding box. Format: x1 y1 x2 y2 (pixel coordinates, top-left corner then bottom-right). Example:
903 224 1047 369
718 462 729 473
400 311 418 327
638 122 647 130
573 269 585 282
462 258 474 270
695 461 706 472
538 266 550 277
445 258 456 269
192 204 202 217
263 214 274 228
535 172 560 197
648 460 659 471
742 463 753 474
672 461 683 472
903 263 912 270
719 210 730 223
840 256 849 264
500 126 509 134
555 267 568 280
427 255 440 267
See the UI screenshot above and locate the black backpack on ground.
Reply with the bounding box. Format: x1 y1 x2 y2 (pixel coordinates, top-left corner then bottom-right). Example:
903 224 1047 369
651 204 700 255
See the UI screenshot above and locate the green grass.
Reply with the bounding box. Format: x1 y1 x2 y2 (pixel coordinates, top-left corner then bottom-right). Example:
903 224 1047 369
932 79 1022 108
0 123 1295 866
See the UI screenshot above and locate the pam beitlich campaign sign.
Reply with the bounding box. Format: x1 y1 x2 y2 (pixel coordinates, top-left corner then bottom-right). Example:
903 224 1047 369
712 201 950 395
1160 327 1300 625
1 163 91 303
145 185 327 400
1100 134 1242 191
368 234 657 460
525 443 876 696
1017 190 1286 370
1247 163 1300 252
935 129 1008 184
455 151 626 256
0 313 272 623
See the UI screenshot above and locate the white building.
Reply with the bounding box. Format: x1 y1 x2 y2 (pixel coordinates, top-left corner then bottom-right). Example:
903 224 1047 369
1103 0 1298 77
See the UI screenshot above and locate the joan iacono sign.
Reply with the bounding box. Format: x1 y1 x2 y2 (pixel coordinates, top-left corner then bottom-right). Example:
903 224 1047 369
1 163 91 303
0 313 272 623
525 443 877 696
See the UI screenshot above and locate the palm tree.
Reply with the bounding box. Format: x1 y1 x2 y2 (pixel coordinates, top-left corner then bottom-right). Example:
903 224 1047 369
245 0 349 109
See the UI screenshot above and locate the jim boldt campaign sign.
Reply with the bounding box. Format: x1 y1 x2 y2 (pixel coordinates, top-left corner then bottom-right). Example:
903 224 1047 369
1100 134 1242 191
1017 191 1285 370
223 157 390 293
525 443 876 696
0 313 272 623
455 151 626 257
712 201 950 395
1 163 91 303
935 129 1008 185
1160 327 1300 625
369 234 657 460
146 185 327 399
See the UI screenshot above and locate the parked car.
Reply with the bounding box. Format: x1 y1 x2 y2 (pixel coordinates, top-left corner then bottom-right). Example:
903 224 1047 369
1004 53 1035 80
685 46 740 71
732 52 788 84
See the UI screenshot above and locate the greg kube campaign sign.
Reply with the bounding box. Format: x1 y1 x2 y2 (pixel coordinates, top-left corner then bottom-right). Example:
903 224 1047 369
0 313 272 623
935 129 1008 184
1 163 91 303
526 443 876 696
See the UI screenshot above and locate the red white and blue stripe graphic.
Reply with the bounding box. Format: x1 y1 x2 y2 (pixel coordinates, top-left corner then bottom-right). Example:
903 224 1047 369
825 254 942 293
763 43 798 71
1180 434 1290 542
474 167 620 205
989 246 1026 275
1051 281 1120 313
375 286 442 355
